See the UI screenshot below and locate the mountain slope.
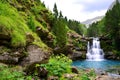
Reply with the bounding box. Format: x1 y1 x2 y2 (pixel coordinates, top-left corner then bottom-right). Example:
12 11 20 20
82 16 104 28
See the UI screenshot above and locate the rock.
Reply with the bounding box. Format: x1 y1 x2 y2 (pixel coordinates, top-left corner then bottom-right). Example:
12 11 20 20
0 28 11 46
95 69 107 75
104 52 120 60
37 67 48 79
48 76 59 80
26 33 34 44
0 52 19 64
20 45 51 66
0 46 26 64
47 76 58 80
63 73 78 79
36 26 49 39
70 51 86 60
53 45 73 55
0 33 11 40
72 67 79 74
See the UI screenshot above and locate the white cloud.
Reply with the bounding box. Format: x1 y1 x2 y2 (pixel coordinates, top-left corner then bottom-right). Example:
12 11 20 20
41 0 114 22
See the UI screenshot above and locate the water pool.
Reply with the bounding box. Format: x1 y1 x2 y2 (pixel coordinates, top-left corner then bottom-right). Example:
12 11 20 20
72 59 120 70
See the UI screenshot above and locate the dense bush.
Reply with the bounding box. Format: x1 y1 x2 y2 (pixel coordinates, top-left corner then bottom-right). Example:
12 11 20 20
0 66 32 80
38 54 72 77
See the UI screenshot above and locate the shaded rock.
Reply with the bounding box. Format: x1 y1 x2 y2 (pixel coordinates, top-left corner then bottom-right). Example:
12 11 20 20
72 67 79 74
54 45 73 55
36 26 48 39
26 33 34 44
0 52 19 64
36 67 48 79
36 26 54 47
104 52 120 60
0 28 11 46
69 51 86 60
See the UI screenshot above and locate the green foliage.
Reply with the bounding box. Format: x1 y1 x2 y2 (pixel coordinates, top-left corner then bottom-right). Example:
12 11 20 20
105 0 120 50
52 4 69 47
27 16 36 32
68 20 87 36
80 74 90 80
39 54 72 77
52 18 68 47
53 3 58 18
0 1 49 49
0 2 30 47
87 18 105 37
0 66 32 80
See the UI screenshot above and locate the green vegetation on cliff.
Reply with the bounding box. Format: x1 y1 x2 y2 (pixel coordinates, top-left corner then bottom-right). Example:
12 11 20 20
0 0 49 49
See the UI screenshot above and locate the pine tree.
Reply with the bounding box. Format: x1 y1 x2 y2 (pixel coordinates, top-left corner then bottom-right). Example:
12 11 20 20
53 3 58 19
105 0 120 50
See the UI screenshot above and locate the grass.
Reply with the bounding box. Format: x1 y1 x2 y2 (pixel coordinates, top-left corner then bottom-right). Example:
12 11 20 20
0 1 49 49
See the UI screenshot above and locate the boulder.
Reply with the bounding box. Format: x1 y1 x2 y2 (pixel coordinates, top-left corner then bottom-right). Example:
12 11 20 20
72 67 79 74
54 45 73 55
69 51 86 60
0 52 19 64
37 67 48 79
20 45 51 67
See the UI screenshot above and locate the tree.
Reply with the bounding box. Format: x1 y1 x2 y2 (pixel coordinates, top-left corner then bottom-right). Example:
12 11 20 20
53 3 58 19
52 4 68 47
105 0 120 50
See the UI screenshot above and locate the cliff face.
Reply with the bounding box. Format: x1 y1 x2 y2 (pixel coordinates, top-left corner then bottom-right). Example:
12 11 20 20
0 0 54 66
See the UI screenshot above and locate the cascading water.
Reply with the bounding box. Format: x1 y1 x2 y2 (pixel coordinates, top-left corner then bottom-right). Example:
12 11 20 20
86 38 104 61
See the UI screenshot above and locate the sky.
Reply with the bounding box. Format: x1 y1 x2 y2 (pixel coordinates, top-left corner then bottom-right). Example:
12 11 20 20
41 0 115 22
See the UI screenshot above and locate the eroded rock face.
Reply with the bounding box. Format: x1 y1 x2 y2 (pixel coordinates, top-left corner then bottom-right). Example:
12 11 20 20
0 26 11 46
20 45 51 66
0 46 25 64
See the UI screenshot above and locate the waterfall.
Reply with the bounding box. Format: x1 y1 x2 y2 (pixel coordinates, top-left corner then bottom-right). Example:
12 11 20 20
86 38 104 61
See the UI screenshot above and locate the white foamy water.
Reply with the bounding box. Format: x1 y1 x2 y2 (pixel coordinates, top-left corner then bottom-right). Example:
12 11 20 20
86 38 104 61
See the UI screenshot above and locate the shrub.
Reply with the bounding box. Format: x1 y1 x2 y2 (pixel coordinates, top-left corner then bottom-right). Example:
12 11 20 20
37 54 72 77
0 66 32 80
